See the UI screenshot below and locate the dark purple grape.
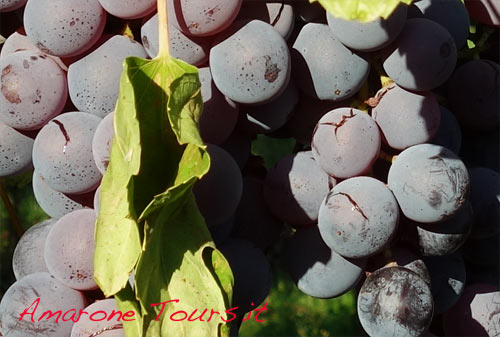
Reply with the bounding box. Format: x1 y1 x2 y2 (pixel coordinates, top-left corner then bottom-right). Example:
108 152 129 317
194 144 243 227
293 1 325 23
32 112 102 194
245 79 299 134
68 35 148 118
198 67 239 145
237 1 295 39
0 272 87 337
409 0 469 48
219 239 271 314
284 93 348 145
460 129 499 173
285 225 365 298
414 202 472 256
465 0 500 26
357 266 434 337
167 0 242 36
467 167 500 239
424 253 466 314
0 31 67 70
263 151 332 227
71 298 124 337
443 283 500 336
0 122 34 177
318 176 399 258
32 170 91 218
292 23 370 101
210 20 291 104
388 144 469 223
430 105 461 154
311 107 381 178
383 18 457 91
372 84 441 150
219 116 251 170
463 233 500 268
326 3 407 51
97 0 156 19
0 0 26 12
448 60 500 132
375 247 430 284
92 112 114 174
0 50 67 130
24 0 106 57
141 14 212 65
12 218 55 280
231 177 283 250
44 209 98 290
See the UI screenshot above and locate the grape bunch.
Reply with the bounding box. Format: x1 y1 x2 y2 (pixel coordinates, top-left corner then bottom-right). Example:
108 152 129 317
0 0 499 336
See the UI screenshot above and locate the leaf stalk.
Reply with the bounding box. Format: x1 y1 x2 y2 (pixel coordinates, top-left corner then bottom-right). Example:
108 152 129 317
157 0 171 58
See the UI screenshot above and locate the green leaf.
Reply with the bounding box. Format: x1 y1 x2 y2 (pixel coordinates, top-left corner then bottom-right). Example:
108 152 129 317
251 135 296 169
94 53 233 336
311 0 413 22
115 284 142 337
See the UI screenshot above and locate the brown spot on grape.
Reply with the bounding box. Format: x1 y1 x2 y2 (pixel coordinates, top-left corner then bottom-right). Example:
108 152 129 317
1 65 22 104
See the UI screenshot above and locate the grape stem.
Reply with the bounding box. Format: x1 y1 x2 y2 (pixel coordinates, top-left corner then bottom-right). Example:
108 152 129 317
0 180 23 239
157 0 171 58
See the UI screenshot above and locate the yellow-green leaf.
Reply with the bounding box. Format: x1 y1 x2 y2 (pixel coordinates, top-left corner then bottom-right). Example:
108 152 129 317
311 0 413 22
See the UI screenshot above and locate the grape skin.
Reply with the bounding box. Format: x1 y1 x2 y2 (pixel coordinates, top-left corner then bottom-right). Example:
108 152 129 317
0 31 67 71
219 239 271 315
311 107 381 178
167 0 243 37
193 144 243 227
409 0 470 49
430 105 461 154
447 60 500 132
245 79 299 134
285 225 365 299
210 20 291 104
383 18 457 91
292 23 370 101
468 167 500 239
388 144 469 223
465 0 500 26
98 0 156 19
326 3 407 52
318 176 399 259
0 122 34 177
141 14 212 65
0 51 67 130
414 202 472 256
372 84 441 150
231 177 283 250
32 170 90 219
0 272 87 337
71 299 124 337
12 218 55 280
23 0 106 57
237 1 295 40
0 0 26 12
32 112 102 195
423 253 466 314
263 151 332 227
68 35 148 118
92 112 114 174
44 209 98 291
357 266 433 337
198 67 239 145
443 284 500 336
